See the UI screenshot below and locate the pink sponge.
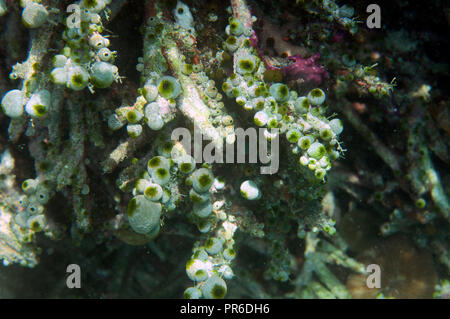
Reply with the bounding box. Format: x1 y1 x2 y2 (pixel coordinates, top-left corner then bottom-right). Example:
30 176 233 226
250 31 327 85
280 54 328 85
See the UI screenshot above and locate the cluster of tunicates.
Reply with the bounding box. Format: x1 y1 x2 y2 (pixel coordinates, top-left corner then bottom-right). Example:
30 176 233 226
222 17 344 180
172 149 238 299
1 89 52 118
13 178 53 239
186 167 215 232
183 219 238 299
109 75 180 137
49 0 118 92
123 131 237 299
127 151 175 237
125 137 219 236
126 139 203 237
182 165 238 299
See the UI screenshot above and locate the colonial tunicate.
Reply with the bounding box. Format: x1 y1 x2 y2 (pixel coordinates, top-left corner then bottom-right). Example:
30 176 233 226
25 90 51 117
127 195 161 236
1 90 25 118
